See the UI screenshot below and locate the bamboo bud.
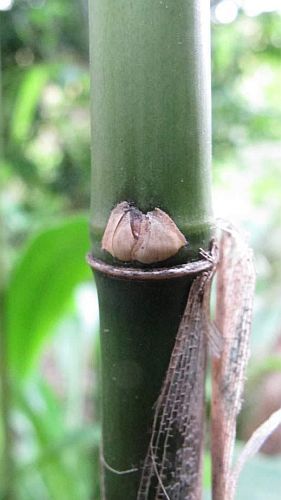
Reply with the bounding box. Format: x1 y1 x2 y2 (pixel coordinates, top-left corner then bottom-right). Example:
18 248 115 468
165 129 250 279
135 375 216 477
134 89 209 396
102 202 187 264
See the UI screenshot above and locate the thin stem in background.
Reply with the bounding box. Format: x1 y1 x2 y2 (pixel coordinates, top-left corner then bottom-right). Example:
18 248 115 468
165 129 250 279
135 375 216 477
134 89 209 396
0 13 14 500
0 14 4 158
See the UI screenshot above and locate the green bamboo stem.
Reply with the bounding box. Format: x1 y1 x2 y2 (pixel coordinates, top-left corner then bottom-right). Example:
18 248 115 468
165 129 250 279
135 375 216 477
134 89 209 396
88 1 212 498
89 0 212 261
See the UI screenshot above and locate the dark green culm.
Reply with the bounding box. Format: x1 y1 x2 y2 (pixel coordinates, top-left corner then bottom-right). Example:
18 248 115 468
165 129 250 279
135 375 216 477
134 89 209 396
88 1 213 498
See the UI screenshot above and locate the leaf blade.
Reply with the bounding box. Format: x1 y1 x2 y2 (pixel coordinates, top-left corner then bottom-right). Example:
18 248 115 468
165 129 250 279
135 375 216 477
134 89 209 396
7 215 92 377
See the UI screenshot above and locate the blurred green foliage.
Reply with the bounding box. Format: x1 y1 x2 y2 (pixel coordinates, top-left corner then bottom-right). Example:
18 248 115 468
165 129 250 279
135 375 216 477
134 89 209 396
7 216 91 377
1 1 281 499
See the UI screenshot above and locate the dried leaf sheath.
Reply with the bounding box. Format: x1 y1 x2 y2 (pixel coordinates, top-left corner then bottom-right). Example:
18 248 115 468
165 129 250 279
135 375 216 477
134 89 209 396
134 227 255 500
137 269 215 500
211 228 255 500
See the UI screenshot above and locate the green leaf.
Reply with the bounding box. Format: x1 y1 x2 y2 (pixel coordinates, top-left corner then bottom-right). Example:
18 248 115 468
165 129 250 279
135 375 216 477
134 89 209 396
7 215 92 377
17 425 100 477
14 380 95 500
11 66 49 143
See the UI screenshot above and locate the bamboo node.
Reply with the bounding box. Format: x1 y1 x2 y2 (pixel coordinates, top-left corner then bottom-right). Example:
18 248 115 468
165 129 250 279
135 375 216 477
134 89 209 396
86 254 214 281
101 201 187 264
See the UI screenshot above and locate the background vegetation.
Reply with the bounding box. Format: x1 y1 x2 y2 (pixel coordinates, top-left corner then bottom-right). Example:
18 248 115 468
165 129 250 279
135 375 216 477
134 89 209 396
1 0 281 498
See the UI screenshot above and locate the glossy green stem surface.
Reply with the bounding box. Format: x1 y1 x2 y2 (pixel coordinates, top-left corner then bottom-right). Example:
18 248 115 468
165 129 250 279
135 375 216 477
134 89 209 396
96 273 193 499
88 1 212 498
89 0 212 260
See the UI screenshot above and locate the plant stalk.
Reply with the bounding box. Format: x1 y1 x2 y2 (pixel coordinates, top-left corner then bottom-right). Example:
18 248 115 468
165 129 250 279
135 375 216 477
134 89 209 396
0 289 14 500
0 17 14 498
88 1 212 498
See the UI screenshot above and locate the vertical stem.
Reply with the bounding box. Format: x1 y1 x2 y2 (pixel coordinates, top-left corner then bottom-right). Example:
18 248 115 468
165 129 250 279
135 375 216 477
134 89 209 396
0 289 14 500
0 15 14 498
0 15 3 157
0 215 14 500
211 232 255 500
89 0 212 259
211 241 228 500
88 1 212 498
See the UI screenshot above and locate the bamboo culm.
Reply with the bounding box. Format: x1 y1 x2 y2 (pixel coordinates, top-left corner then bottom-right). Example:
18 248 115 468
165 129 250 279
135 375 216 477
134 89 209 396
88 1 212 498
